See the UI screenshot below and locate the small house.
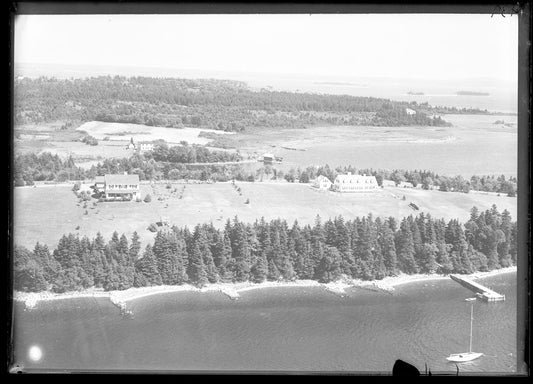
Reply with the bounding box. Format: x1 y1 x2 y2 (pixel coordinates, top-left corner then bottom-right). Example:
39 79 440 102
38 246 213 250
139 142 154 152
382 179 396 188
398 181 414 188
313 175 332 190
263 153 274 166
405 108 416 115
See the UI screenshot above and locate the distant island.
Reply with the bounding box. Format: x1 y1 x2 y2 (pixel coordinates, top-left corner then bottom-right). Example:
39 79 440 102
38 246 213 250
407 91 425 95
456 91 490 96
314 81 367 87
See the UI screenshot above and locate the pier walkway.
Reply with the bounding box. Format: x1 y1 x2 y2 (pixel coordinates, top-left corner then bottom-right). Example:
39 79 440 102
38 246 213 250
450 274 505 302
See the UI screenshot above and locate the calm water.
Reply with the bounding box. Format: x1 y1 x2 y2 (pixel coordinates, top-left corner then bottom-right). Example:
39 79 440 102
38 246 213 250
12 272 521 374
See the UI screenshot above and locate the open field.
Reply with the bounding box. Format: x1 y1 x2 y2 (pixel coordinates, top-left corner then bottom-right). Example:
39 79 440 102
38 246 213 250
77 121 235 145
14 182 517 249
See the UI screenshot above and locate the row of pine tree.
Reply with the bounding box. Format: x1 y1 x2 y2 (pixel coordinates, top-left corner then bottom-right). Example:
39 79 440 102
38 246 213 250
14 205 516 293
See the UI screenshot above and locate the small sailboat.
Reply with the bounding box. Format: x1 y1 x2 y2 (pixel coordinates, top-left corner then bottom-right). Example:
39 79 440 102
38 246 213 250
446 303 483 363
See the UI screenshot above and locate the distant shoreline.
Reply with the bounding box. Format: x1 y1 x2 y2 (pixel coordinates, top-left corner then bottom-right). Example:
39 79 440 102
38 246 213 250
13 266 517 311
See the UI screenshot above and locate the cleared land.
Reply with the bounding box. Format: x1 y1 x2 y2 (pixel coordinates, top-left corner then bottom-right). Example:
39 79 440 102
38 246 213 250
77 121 235 145
14 183 517 249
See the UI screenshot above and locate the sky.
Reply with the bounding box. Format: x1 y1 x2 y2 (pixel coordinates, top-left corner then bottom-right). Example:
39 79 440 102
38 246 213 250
14 14 518 82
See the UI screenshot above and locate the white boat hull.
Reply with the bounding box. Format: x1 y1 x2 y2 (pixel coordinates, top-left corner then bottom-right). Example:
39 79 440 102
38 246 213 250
446 352 483 363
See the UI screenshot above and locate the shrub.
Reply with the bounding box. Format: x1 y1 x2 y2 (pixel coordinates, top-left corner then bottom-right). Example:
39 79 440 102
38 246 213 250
72 182 81 192
147 223 158 232
245 198 250 204
144 194 152 203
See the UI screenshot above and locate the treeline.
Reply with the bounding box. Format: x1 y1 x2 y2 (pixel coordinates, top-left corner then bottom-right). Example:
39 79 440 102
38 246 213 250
146 142 241 163
15 76 451 130
286 165 517 196
13 152 86 186
13 152 517 196
13 145 244 185
14 206 516 293
416 102 490 115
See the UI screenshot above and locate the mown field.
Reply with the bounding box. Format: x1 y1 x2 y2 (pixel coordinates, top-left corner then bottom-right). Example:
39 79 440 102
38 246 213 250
13 182 517 249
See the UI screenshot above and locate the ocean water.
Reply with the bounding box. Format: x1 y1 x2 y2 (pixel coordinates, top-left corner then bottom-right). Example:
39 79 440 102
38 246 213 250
11 272 521 374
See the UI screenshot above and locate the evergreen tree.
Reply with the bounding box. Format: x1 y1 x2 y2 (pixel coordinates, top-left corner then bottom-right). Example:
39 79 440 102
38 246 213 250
212 231 233 282
134 245 162 287
193 225 219 283
315 245 342 283
379 220 398 276
230 220 251 282
14 246 48 292
187 243 208 287
395 219 418 274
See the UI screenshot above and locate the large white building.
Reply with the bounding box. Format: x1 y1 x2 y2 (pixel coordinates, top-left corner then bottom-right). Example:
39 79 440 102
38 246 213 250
313 175 332 190
333 173 378 192
94 173 140 201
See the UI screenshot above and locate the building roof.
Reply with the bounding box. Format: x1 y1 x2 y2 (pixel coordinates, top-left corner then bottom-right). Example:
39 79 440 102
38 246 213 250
95 176 105 183
263 153 274 158
334 173 377 184
104 174 140 185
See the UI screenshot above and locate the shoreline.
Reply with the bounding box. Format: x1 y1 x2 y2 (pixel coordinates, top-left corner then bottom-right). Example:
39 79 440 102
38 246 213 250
13 266 516 311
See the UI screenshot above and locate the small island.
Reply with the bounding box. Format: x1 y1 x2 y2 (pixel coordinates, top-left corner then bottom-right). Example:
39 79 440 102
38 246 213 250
407 91 425 95
456 91 490 96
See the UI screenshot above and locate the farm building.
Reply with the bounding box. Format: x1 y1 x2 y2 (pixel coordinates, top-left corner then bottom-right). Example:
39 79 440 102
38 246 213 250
405 108 416 115
263 153 274 166
95 173 140 201
382 179 396 187
313 175 332 190
333 173 378 192
398 181 414 188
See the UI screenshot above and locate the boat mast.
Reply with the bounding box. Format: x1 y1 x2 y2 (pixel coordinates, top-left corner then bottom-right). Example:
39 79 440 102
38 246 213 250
469 304 474 353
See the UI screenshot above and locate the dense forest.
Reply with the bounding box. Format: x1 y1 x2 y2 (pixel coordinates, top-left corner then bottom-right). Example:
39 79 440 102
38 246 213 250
14 206 516 293
15 76 454 130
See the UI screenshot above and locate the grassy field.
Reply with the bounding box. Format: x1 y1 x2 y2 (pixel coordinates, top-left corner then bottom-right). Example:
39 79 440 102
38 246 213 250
13 182 517 249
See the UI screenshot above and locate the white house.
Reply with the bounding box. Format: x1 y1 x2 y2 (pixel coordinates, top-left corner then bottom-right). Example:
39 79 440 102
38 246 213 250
263 153 274 166
313 175 332 190
139 142 154 152
405 108 416 115
382 179 396 187
103 173 140 201
333 173 378 192
398 181 414 188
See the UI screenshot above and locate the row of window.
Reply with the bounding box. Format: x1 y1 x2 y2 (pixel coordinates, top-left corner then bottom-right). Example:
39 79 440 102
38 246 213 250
107 184 139 189
336 185 377 190
337 180 377 184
